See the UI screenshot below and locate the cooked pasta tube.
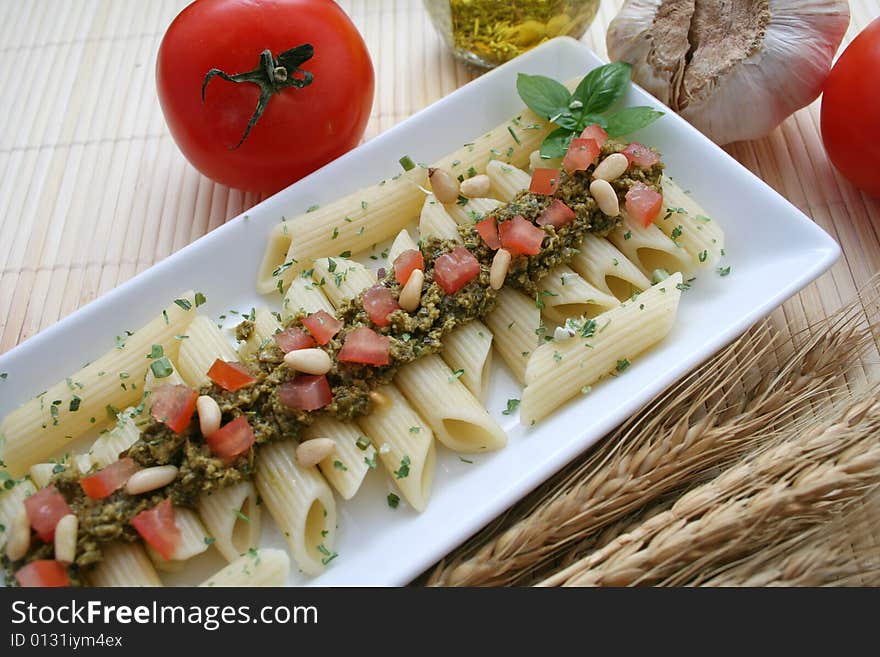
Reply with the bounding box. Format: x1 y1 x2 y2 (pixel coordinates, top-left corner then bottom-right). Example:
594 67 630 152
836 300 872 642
485 160 531 202
420 195 461 242
608 213 695 278
28 463 60 488
302 415 377 500
658 176 725 269
262 167 428 292
88 542 163 587
355 384 436 512
200 548 290 587
395 354 506 453
521 273 683 425
0 294 196 476
86 408 141 468
255 221 295 295
282 274 336 319
238 307 282 359
146 508 211 571
441 320 494 402
445 197 503 226
538 265 620 325
388 229 419 264
484 287 542 383
569 233 651 299
176 316 238 387
255 440 337 576
312 257 376 306
0 479 36 551
198 481 262 562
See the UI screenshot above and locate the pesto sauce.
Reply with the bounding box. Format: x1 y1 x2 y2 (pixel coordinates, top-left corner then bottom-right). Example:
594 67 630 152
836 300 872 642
7 147 663 582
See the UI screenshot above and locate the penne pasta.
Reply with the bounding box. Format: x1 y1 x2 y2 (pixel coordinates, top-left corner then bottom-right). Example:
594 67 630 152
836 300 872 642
176 315 238 388
569 233 652 300
356 384 436 512
265 167 429 292
86 408 142 469
441 320 494 402
256 440 337 577
388 229 419 264
146 508 211 571
312 257 376 306
0 294 196 476
486 160 531 202
88 543 163 587
303 415 377 501
200 548 290 587
255 221 295 296
395 354 506 453
538 265 620 325
238 307 283 359
28 463 59 489
419 195 462 242
0 479 36 551
484 287 542 383
282 274 337 319
658 176 725 269
445 197 503 226
198 481 262 562
608 212 695 278
521 273 683 424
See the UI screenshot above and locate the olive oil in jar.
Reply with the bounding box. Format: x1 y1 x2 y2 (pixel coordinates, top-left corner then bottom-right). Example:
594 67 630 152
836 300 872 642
424 0 601 69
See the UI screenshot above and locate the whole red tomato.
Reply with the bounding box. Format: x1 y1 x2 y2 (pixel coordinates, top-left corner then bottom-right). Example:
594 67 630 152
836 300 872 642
157 0 374 193
821 18 880 197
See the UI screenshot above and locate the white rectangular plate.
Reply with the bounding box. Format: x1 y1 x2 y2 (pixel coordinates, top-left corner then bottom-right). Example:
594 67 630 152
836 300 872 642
0 38 839 586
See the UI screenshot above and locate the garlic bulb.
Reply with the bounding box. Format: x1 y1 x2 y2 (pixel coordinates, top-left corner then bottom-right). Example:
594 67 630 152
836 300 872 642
607 0 850 144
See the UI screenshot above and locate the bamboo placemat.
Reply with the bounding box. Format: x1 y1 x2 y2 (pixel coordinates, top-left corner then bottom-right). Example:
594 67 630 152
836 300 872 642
1 0 878 580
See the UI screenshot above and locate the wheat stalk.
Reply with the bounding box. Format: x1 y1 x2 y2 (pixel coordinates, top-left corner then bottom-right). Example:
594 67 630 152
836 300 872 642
428 276 880 586
538 390 880 587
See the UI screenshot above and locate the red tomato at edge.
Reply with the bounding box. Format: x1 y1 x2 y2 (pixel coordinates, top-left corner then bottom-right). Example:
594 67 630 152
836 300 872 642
156 0 375 193
820 17 880 197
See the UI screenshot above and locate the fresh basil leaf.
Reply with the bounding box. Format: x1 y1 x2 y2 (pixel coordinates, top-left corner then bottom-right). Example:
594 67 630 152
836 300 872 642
516 73 572 121
577 113 609 131
572 62 632 115
540 127 575 159
553 111 581 131
605 107 664 138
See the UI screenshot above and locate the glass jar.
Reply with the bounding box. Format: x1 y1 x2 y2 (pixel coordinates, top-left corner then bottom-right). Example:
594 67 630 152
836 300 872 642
423 0 601 69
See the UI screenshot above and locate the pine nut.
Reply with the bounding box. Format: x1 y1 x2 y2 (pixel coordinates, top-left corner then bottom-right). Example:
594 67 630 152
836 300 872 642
592 153 629 182
490 249 512 290
369 390 390 407
398 268 424 311
283 348 332 375
54 514 78 563
296 438 336 468
197 395 221 437
5 505 30 562
589 179 620 216
428 167 460 204
125 465 179 495
459 174 490 198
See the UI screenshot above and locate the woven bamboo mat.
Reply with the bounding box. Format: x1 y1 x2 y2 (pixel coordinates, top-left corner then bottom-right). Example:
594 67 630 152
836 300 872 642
1 0 879 580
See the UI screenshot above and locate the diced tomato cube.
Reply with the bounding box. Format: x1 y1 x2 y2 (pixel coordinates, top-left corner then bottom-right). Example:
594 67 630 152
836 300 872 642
80 458 139 500
580 123 608 148
536 199 576 228
393 249 424 285
23 485 72 543
207 360 256 392
150 384 198 433
131 499 181 561
433 247 481 294
338 327 391 366
625 182 664 227
475 216 501 249
622 142 661 168
279 375 333 411
499 215 546 256
206 416 255 465
302 310 343 345
562 138 600 173
15 560 70 587
529 168 560 195
363 285 399 327
274 327 316 353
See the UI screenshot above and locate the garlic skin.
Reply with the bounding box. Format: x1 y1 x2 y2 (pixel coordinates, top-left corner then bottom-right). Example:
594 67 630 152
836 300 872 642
607 0 850 145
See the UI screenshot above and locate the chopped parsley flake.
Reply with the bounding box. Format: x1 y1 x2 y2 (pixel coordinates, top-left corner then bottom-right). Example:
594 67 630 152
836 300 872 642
394 455 411 479
448 369 465 383
355 436 371 450
502 398 521 415
317 543 337 565
307 204 320 213
616 358 630 372
333 460 348 471
387 493 400 509
174 298 192 311
718 266 731 277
